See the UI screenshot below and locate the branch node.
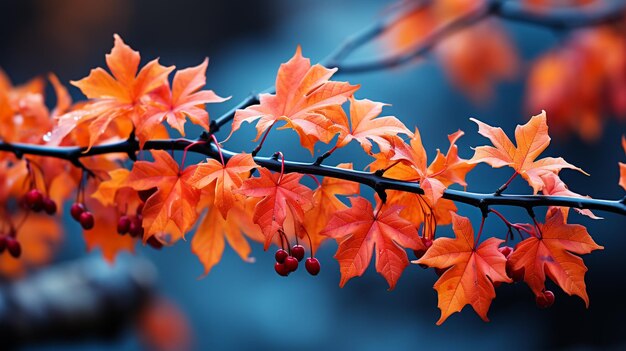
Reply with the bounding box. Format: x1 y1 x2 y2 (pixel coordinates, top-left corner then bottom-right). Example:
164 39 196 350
479 200 489 218
375 184 387 204
526 207 536 219
199 131 211 142
126 131 138 161
208 120 219 134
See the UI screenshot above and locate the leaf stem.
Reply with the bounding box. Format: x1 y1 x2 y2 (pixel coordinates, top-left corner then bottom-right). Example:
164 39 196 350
495 171 519 195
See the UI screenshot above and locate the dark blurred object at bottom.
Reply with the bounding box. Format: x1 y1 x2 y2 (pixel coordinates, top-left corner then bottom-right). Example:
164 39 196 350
0 256 156 349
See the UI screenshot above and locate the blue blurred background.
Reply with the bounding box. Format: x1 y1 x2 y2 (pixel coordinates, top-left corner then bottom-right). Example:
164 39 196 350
2 0 626 350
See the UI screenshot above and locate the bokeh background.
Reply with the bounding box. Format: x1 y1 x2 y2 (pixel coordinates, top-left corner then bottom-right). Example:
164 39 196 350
1 0 626 350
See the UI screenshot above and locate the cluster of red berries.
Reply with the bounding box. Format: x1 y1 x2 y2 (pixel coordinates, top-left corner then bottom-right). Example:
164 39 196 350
499 245 555 309
274 244 320 277
116 204 144 238
0 232 21 258
70 202 95 230
22 189 57 215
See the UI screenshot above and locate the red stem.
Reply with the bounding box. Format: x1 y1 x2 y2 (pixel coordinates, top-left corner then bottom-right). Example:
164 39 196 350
211 135 225 166
474 216 486 249
252 123 275 157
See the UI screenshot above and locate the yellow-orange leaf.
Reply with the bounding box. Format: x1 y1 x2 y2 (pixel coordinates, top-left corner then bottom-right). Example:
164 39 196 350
417 213 511 324
192 198 261 276
470 111 585 193
128 150 200 243
330 97 412 154
507 209 603 306
188 153 257 219
232 47 359 153
297 164 359 253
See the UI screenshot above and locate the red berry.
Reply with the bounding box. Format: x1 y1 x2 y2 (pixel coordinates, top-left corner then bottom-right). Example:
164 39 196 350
275 262 290 276
117 216 131 235
25 189 44 211
0 236 6 253
79 211 95 230
70 203 85 221
536 290 555 309
6 237 21 258
43 198 57 215
147 235 163 249
291 245 305 262
422 237 433 248
305 257 320 276
128 217 144 238
284 256 298 272
275 249 288 263
506 261 524 282
499 246 514 259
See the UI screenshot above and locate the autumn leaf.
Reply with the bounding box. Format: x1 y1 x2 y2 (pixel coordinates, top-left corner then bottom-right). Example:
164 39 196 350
507 208 603 306
239 168 313 249
417 212 511 324
231 47 359 153
138 297 192 351
0 214 61 278
136 59 228 143
297 164 359 253
83 196 136 262
91 168 131 207
327 97 413 154
526 28 626 141
470 111 586 193
192 193 261 275
128 150 200 243
370 129 474 206
188 153 256 219
49 34 174 149
540 172 600 220
322 197 423 290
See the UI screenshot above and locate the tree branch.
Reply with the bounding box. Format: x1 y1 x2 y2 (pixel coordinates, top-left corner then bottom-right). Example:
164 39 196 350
2 138 624 216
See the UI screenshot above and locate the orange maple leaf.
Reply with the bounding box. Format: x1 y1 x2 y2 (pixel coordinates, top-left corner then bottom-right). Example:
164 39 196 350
188 153 257 219
539 172 600 220
83 195 136 262
417 212 512 324
296 163 360 253
526 28 626 141
136 59 228 143
507 208 603 306
370 129 474 206
0 214 61 277
239 168 313 249
326 97 413 154
470 111 586 193
322 197 423 290
49 34 174 149
128 150 200 243
192 194 261 276
231 47 359 153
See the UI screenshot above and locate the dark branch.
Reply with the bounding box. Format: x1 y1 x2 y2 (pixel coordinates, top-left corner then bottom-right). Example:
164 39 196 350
2 138 624 216
495 0 626 29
